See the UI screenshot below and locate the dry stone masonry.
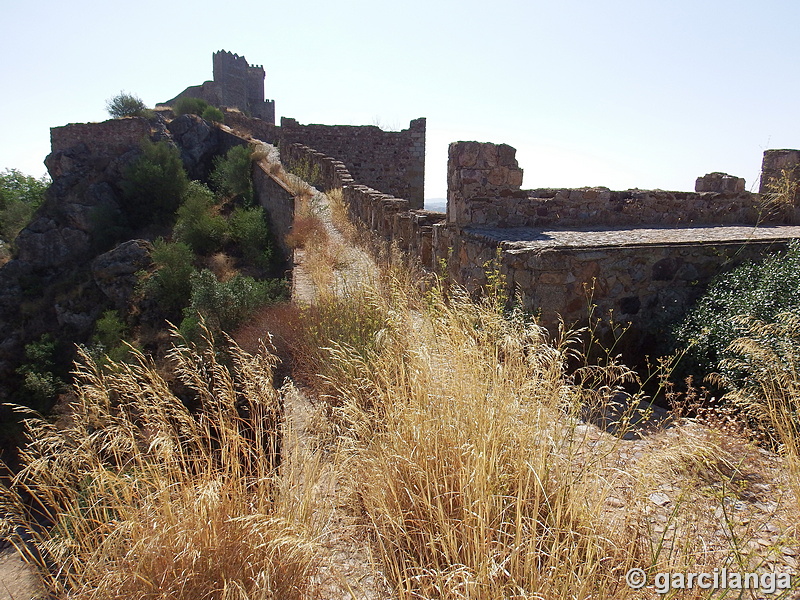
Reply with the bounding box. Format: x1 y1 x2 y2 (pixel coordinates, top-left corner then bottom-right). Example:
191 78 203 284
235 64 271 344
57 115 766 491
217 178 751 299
286 136 800 359
280 117 426 208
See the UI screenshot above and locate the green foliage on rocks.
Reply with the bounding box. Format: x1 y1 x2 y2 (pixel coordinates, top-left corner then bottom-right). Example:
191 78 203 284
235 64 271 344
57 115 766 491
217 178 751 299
0 168 49 242
143 239 196 319
181 269 287 337
174 97 209 117
89 309 134 364
121 139 190 225
16 334 63 411
174 182 228 255
229 206 273 269
210 145 254 205
673 240 800 383
201 105 225 123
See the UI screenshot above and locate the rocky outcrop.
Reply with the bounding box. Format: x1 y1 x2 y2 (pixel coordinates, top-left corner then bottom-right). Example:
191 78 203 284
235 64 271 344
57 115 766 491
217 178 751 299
0 119 160 401
167 114 221 180
92 239 153 309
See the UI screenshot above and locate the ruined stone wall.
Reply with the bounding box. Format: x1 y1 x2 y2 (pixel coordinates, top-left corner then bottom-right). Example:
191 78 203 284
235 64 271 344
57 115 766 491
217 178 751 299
445 227 797 344
280 117 426 209
252 160 295 263
50 118 152 157
447 142 800 229
277 141 446 269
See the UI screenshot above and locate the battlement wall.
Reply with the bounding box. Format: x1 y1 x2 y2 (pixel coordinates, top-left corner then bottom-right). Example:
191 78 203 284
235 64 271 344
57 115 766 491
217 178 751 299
278 141 446 268
280 117 426 208
50 118 152 157
446 141 800 229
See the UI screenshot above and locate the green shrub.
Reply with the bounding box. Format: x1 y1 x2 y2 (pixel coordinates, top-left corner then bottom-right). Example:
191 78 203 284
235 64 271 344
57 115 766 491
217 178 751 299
143 239 196 318
0 168 49 242
201 105 224 123
174 182 228 255
673 240 800 383
210 145 254 205
174 97 209 116
288 157 322 188
121 139 189 225
183 269 287 334
89 204 130 252
106 92 153 119
229 206 273 269
16 334 63 411
90 310 133 364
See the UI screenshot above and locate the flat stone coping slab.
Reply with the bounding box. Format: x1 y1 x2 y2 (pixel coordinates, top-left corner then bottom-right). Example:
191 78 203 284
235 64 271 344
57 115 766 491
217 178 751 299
464 225 800 252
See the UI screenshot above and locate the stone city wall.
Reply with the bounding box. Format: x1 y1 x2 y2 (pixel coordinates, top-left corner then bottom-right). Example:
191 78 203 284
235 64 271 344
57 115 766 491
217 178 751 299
280 117 426 208
438 141 800 355
50 118 153 157
446 141 800 229
276 141 446 269
251 159 295 263
445 226 799 346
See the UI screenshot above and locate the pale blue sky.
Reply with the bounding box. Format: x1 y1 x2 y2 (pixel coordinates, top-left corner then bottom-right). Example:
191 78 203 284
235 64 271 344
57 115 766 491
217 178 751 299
2 0 798 200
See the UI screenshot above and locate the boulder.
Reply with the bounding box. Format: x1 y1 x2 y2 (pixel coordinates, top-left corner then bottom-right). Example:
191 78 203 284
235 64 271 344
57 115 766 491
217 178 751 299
167 114 221 179
92 239 153 307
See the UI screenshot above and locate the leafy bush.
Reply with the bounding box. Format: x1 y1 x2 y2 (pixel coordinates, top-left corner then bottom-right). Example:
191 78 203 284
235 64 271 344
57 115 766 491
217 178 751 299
90 310 133 364
121 139 189 224
210 145 254 205
16 334 63 411
174 97 209 117
183 269 287 334
143 239 196 318
229 206 273 269
89 203 130 252
106 92 153 119
201 105 224 123
673 241 800 382
0 168 49 242
174 182 228 255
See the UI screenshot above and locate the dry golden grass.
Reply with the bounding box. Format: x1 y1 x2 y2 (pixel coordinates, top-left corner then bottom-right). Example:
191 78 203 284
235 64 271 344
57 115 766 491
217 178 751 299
0 325 324 600
205 251 237 282
286 215 329 251
283 221 800 598
325 188 355 242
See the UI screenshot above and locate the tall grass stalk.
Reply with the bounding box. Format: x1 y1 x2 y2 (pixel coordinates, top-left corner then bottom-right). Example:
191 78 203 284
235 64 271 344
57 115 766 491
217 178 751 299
310 270 644 598
0 325 322 600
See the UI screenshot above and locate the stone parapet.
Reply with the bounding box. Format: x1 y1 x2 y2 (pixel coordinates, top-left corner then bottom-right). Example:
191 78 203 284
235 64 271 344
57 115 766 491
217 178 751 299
695 172 746 193
280 117 426 208
447 141 523 226
760 149 800 202
50 118 152 156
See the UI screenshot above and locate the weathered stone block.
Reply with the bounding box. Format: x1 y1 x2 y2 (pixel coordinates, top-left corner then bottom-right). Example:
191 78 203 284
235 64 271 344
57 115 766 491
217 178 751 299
695 172 746 193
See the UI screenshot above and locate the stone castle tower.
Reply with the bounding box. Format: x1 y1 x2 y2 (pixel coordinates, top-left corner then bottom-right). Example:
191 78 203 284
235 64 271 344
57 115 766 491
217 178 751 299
161 50 276 124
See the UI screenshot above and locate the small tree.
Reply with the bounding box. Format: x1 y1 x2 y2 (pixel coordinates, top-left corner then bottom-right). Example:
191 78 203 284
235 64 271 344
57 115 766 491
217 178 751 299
121 139 189 225
142 239 196 319
201 105 225 123
174 182 228 255
210 145 254 205
106 92 152 119
0 169 49 242
183 269 287 334
229 206 273 269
